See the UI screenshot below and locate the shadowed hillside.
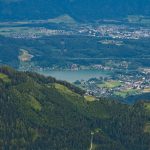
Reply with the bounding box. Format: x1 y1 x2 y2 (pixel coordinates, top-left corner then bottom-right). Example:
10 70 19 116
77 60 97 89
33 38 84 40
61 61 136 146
0 0 150 21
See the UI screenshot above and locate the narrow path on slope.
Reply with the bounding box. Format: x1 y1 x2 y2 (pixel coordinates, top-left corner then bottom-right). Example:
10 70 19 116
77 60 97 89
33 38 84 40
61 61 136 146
89 132 94 150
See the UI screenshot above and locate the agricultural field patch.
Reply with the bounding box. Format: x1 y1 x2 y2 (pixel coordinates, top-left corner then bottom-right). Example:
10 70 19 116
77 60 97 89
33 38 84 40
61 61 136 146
115 89 140 98
98 80 122 89
84 95 96 102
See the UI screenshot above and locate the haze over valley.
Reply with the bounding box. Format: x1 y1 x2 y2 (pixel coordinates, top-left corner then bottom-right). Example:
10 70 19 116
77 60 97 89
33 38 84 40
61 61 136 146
0 13 150 102
0 0 150 149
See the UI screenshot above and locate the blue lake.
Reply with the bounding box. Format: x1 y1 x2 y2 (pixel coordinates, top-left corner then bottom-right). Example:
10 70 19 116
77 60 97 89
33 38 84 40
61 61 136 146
38 69 110 82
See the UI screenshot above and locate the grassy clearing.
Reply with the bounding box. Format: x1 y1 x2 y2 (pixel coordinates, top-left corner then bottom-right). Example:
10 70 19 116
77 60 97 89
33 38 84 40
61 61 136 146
144 122 150 134
28 96 42 112
54 83 80 97
0 73 11 82
84 95 96 102
98 80 122 89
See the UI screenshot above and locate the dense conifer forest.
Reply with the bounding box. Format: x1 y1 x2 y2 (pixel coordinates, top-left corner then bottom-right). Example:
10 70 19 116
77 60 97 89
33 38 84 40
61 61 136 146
0 66 150 149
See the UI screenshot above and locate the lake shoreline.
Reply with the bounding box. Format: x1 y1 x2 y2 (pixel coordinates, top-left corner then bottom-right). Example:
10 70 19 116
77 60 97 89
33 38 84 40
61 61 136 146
37 69 111 83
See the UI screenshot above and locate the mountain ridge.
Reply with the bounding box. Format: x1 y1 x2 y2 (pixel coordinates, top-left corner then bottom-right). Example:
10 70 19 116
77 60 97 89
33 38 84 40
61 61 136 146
0 66 150 149
0 0 150 22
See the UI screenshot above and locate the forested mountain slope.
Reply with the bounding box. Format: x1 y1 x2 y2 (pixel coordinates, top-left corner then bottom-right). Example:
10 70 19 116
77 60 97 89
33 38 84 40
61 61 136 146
0 66 150 149
1 36 150 68
0 0 150 21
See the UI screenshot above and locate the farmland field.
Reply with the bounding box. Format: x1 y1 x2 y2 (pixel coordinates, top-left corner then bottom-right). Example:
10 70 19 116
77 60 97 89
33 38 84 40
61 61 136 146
84 96 96 102
115 89 140 98
98 81 122 89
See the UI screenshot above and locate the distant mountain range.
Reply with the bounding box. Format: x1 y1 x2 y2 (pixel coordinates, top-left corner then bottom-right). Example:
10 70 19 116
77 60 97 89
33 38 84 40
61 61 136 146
0 0 150 21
